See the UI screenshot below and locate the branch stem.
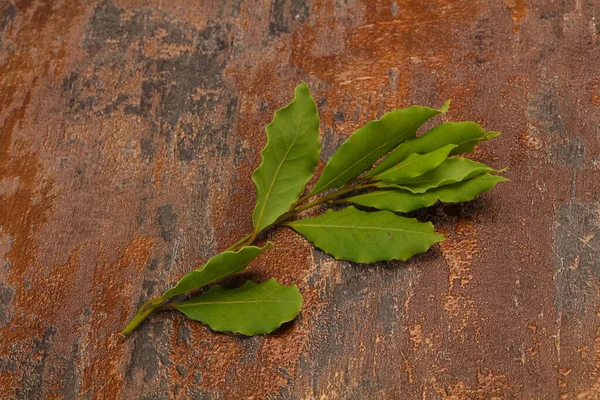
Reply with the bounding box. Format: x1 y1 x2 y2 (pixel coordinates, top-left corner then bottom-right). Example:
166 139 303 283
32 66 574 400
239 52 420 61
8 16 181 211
122 177 374 335
121 296 165 336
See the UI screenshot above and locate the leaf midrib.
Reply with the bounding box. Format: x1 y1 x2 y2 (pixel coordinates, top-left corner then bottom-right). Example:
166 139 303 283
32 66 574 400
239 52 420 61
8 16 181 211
350 190 412 200
290 223 435 235
167 262 252 296
254 122 303 231
376 147 449 179
396 170 491 187
177 299 295 308
376 133 483 172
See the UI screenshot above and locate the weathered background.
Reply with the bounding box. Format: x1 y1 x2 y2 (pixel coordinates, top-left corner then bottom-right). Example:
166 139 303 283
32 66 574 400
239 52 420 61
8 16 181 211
0 0 599 398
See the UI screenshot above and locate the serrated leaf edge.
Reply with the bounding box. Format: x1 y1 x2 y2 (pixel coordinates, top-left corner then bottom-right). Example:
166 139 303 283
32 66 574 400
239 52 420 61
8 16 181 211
251 82 321 232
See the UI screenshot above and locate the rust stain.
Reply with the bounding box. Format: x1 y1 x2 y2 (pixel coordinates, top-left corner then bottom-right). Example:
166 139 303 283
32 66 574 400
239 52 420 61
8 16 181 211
228 0 480 136
439 220 481 335
590 79 600 106
79 236 156 399
505 0 528 34
210 159 256 250
575 326 600 398
0 87 55 399
438 367 518 399
441 219 478 292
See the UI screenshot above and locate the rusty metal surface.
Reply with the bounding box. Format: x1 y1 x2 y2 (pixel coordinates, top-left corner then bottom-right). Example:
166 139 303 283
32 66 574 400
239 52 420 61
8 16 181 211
1 0 599 398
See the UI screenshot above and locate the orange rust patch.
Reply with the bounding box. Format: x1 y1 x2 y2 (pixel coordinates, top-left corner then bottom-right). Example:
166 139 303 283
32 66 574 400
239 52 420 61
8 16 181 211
0 91 55 399
440 219 478 292
438 219 481 336
590 79 600 105
438 367 518 398
227 0 481 137
0 0 86 395
505 0 528 34
576 326 600 398
79 236 156 399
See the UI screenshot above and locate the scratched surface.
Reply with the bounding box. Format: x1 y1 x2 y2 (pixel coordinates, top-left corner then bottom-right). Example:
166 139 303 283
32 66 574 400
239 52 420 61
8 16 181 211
0 0 599 398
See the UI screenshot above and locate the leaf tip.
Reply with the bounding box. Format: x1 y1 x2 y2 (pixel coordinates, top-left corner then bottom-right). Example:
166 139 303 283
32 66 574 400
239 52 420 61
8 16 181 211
485 131 501 140
297 81 310 92
440 99 451 113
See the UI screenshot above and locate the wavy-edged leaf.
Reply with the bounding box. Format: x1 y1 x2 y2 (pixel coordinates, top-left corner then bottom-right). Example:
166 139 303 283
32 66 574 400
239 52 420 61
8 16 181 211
163 243 272 298
173 278 302 336
378 157 498 194
344 174 508 213
373 144 456 183
286 206 444 263
367 122 497 177
252 82 321 232
310 102 449 195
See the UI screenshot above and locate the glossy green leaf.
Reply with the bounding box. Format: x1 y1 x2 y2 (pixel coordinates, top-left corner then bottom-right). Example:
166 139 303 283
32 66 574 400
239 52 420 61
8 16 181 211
310 102 449 195
286 206 444 263
372 144 456 183
378 157 498 194
173 278 302 336
367 122 498 177
344 174 508 213
252 82 321 232
163 243 272 298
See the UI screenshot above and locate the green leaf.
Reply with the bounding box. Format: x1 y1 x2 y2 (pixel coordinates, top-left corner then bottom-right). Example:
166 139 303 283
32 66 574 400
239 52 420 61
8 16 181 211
163 243 272 298
343 174 508 213
372 144 456 183
286 206 444 263
310 102 449 195
367 122 497 177
252 82 321 232
173 278 302 336
379 157 498 194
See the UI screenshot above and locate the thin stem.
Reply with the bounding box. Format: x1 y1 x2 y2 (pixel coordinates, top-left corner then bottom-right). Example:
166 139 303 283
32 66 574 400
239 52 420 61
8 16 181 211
159 303 178 311
122 177 375 335
121 297 165 336
224 233 253 252
284 181 377 217
289 190 317 211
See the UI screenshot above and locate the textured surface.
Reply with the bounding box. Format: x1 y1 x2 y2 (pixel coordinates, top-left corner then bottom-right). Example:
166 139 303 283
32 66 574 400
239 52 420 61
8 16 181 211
0 0 599 398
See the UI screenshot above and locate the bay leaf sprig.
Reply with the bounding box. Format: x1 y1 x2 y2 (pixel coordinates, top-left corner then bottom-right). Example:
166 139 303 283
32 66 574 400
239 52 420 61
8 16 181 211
122 82 507 337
